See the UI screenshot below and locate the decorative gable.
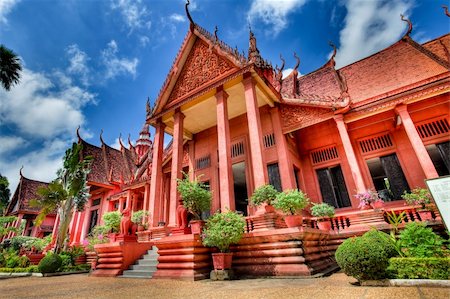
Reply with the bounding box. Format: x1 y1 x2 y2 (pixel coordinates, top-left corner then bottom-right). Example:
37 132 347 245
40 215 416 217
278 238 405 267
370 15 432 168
167 38 236 106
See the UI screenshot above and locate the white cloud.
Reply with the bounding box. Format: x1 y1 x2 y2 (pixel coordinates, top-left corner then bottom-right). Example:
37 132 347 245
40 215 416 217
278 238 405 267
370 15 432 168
66 44 91 86
334 0 413 68
110 0 151 33
169 13 185 23
247 0 307 36
0 0 20 24
139 35 150 47
0 136 27 155
101 40 139 80
0 68 96 138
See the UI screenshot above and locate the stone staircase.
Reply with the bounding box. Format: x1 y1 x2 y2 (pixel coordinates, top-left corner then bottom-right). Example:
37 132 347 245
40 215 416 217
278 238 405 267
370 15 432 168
120 248 159 278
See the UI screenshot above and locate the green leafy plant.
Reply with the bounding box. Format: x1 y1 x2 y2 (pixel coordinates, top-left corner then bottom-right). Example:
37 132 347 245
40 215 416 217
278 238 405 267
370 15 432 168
310 203 335 219
388 257 450 279
102 211 122 233
274 189 310 215
202 210 246 253
385 210 407 256
250 184 279 206
131 210 150 225
38 253 62 274
177 174 211 220
402 187 433 210
398 222 448 258
0 216 18 237
335 229 398 281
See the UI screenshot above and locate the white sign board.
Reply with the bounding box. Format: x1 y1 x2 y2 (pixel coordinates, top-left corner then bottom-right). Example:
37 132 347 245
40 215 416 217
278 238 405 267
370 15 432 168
426 176 450 231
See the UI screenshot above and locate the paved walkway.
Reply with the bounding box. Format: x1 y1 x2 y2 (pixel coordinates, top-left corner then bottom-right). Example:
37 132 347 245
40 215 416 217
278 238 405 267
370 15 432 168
0 273 448 299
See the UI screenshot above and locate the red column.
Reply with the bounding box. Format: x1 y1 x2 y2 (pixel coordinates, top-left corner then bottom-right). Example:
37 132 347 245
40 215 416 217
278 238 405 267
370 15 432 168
216 87 235 211
143 183 150 225
243 74 268 188
188 140 195 181
334 114 366 194
270 107 296 190
149 120 166 227
168 110 185 227
395 105 438 179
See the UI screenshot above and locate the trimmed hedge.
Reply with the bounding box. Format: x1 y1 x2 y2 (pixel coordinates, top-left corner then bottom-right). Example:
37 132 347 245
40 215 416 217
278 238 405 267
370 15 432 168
0 266 39 273
335 230 397 281
388 257 450 280
38 253 62 274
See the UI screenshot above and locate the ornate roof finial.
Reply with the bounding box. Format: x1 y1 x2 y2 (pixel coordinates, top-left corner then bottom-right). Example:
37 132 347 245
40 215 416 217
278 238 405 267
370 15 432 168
293 52 300 72
400 14 413 36
185 0 194 25
100 129 105 145
279 54 285 72
118 133 126 150
214 25 218 43
76 125 82 142
327 41 337 67
146 98 151 116
19 166 24 177
443 5 450 17
128 134 134 150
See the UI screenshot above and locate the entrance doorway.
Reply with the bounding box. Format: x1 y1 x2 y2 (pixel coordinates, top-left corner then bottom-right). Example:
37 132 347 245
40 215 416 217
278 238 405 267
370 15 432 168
232 162 248 215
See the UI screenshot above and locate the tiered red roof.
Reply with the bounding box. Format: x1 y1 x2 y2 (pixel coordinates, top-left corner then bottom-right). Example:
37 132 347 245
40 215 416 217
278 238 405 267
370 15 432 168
5 176 49 215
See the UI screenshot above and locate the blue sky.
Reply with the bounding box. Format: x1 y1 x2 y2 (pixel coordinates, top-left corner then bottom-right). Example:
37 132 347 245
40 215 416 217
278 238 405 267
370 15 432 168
0 0 447 192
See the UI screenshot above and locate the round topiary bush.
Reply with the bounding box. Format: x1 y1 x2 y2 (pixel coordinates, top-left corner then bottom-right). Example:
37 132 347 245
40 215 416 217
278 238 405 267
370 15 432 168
335 229 397 281
38 253 62 273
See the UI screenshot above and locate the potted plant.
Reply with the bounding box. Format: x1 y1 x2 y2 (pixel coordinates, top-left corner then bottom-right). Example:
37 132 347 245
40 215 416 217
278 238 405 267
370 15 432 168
202 210 246 270
177 174 212 234
131 210 150 231
310 202 335 231
402 187 433 221
101 211 121 241
274 189 310 227
354 190 384 210
250 184 279 214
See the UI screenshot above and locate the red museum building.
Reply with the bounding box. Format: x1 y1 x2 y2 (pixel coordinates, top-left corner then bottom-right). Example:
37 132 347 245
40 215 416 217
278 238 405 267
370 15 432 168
4 6 449 279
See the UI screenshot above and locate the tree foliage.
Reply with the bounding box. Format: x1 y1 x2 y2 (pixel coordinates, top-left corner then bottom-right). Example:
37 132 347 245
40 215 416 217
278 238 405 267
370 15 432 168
0 216 18 237
0 174 11 215
31 143 92 253
0 45 22 91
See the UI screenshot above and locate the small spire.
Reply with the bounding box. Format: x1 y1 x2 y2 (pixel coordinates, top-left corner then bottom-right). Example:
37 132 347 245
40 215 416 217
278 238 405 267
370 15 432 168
214 25 218 43
278 54 285 72
76 125 82 142
100 129 105 145
443 5 450 17
19 166 24 177
400 14 413 36
118 133 126 150
328 41 337 67
185 0 194 26
128 134 134 150
293 52 300 72
146 98 151 116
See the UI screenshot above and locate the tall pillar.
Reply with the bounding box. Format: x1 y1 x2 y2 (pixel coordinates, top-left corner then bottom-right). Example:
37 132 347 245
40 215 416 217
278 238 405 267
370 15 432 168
188 140 195 181
243 74 268 188
149 120 166 227
270 107 296 190
125 190 132 210
143 183 150 225
216 87 235 211
395 105 438 179
168 110 185 227
334 114 366 193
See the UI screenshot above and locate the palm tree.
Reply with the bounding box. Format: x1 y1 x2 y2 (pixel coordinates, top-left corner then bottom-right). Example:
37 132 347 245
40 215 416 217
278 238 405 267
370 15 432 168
0 45 22 91
32 143 93 253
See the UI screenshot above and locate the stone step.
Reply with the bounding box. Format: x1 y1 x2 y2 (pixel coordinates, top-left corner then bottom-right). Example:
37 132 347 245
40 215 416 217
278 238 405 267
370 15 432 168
121 270 155 278
137 260 158 266
131 264 157 271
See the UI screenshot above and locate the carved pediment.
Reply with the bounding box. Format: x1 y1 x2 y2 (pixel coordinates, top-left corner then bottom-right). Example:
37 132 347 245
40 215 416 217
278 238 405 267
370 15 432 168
280 105 334 133
167 38 236 106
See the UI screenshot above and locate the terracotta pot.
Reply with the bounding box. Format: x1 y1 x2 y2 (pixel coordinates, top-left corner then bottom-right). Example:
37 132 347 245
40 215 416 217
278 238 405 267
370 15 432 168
212 252 233 270
264 204 276 213
418 210 433 221
360 204 372 210
284 215 303 227
371 201 384 210
137 224 145 232
108 233 117 242
317 220 331 231
190 220 205 235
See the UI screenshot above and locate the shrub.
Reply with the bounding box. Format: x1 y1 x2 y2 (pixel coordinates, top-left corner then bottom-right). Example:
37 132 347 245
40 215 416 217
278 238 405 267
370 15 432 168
335 229 398 281
274 189 310 215
0 265 39 273
131 210 150 224
250 184 279 206
10 236 38 252
17 255 30 268
177 174 211 220
38 253 62 273
0 252 4 267
202 210 246 253
59 253 73 268
398 222 448 258
402 188 432 209
310 203 335 218
5 254 19 268
102 211 122 233
388 257 450 279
